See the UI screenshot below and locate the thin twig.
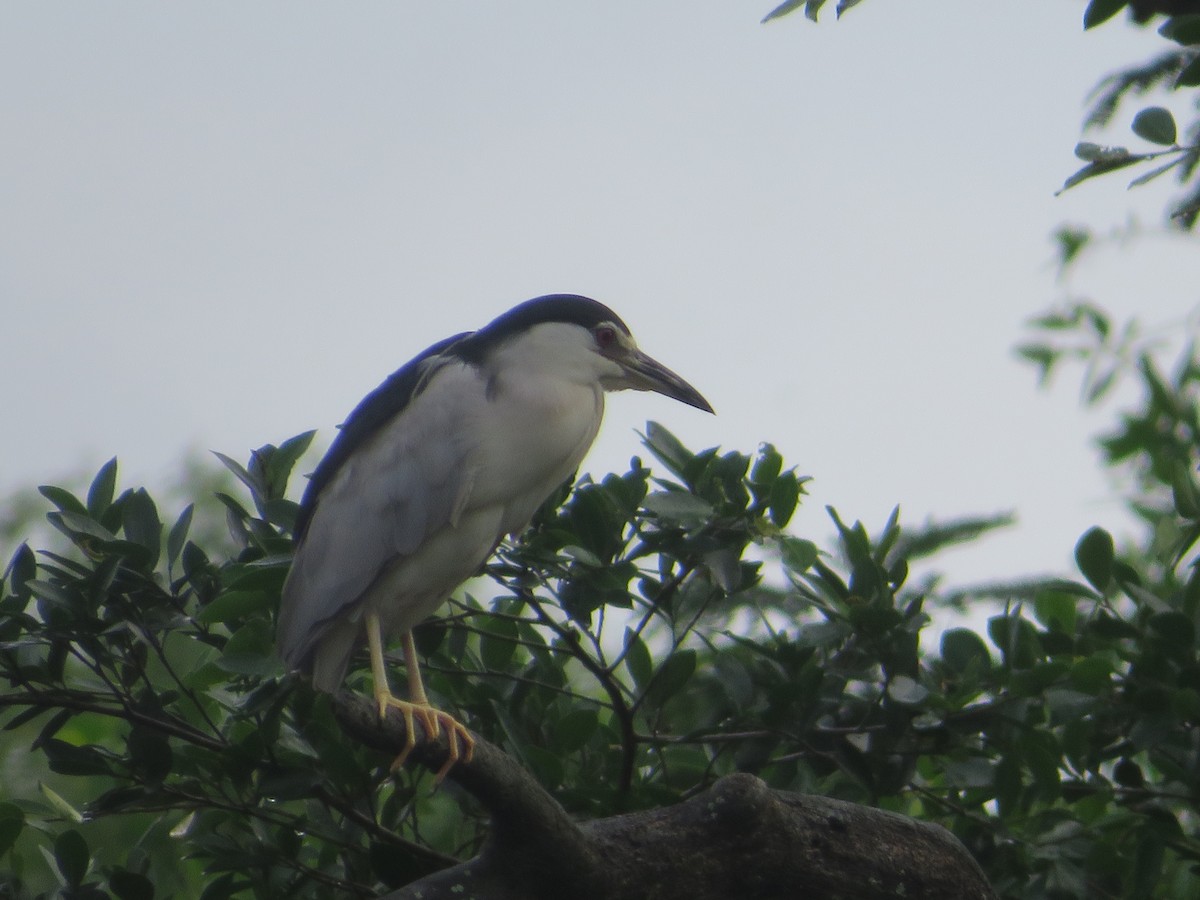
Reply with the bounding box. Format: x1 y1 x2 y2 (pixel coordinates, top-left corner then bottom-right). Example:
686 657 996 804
0 688 227 752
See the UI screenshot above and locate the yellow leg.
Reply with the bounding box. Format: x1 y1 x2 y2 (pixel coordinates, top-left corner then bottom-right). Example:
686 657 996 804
366 613 475 781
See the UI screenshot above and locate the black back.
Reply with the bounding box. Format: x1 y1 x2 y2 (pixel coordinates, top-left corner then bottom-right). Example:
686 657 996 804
293 295 625 539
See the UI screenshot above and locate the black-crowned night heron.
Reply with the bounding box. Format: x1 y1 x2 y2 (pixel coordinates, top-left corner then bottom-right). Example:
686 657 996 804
277 294 713 778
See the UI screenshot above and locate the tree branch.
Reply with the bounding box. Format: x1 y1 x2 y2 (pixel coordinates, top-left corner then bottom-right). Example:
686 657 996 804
0 688 226 752
333 691 998 900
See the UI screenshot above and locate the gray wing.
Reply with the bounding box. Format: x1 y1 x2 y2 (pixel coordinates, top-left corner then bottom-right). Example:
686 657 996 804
276 358 484 677
292 332 469 539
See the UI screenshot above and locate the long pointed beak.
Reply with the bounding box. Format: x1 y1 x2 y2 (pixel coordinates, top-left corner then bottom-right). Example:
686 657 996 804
622 350 714 413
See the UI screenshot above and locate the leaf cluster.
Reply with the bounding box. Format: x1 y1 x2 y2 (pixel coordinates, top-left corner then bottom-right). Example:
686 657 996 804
1020 8 1200 225
0 433 461 898
2 378 1198 897
767 0 1200 229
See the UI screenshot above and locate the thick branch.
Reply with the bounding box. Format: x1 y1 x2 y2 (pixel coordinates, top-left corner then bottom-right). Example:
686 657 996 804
333 691 606 892
334 692 997 900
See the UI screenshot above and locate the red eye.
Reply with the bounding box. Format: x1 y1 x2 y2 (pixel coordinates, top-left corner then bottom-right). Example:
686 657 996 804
594 325 618 349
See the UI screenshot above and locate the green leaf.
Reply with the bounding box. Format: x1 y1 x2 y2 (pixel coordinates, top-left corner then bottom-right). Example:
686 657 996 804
641 490 713 527
623 627 653 691
39 782 84 825
1017 343 1059 384
993 754 1021 815
1054 226 1092 268
86 458 119 518
1069 655 1113 694
1170 461 1200 519
1034 590 1078 634
561 544 602 568
38 484 88 516
887 674 929 706
122 488 162 567
1057 148 1140 195
1045 687 1097 725
127 726 173 783
1033 578 1102 600
257 767 323 801
108 869 155 900
0 802 24 858
1087 611 1139 640
479 614 519 671
940 628 991 675
213 451 265 509
761 1 802 23
1133 826 1167 897
795 619 850 649
1173 686 1200 719
1074 527 1114 592
1025 734 1062 795
369 839 425 889
1131 107 1177 146
640 422 694 480
750 443 782 489
196 589 272 625
264 430 316 498
1114 758 1144 787
1149 610 1195 652
214 491 253 523
28 577 77 609
1159 14 1200 45
1083 0 1126 29
42 739 113 777
554 707 600 753
6 543 37 602
525 743 565 789
768 472 803 528
942 756 994 789
987 614 1043 669
216 619 282 676
563 484 626 559
198 874 238 900
1011 660 1069 696
167 503 195 565
49 509 119 545
54 828 90 887
1176 54 1200 87
1127 156 1184 189
778 536 819 574
648 648 697 703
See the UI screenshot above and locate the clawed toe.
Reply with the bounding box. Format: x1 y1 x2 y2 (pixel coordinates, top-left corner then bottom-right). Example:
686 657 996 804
375 694 475 781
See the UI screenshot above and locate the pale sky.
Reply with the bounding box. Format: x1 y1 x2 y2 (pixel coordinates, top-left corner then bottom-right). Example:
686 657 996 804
3 2 1197 587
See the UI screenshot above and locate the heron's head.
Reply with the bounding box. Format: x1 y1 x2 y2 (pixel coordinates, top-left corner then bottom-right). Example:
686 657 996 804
465 294 714 413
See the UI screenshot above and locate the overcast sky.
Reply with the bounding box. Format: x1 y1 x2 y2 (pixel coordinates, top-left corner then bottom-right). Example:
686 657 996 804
3 2 1198 587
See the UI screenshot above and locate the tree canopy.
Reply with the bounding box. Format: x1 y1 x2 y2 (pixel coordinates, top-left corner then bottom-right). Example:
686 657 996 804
4 302 1200 896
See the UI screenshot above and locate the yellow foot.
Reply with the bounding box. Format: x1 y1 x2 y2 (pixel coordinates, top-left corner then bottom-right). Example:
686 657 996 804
375 694 476 782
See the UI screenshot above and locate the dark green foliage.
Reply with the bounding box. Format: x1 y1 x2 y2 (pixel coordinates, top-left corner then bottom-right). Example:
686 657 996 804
4 319 1200 900
1085 0 1133 30
1132 106 1179 145
1052 7 1200 225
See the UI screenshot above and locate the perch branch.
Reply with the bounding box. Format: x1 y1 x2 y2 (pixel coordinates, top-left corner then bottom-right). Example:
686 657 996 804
333 691 997 900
